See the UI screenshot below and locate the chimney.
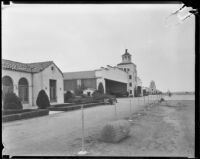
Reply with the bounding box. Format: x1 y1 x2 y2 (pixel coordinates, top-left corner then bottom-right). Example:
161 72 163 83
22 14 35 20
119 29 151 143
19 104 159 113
125 49 128 53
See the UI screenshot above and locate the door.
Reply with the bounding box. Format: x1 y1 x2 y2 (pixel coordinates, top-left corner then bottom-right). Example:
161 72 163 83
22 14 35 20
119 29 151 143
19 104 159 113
49 79 57 102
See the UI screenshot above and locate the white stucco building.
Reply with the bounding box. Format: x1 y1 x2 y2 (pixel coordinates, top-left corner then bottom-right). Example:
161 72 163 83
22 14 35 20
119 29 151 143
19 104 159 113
2 59 64 109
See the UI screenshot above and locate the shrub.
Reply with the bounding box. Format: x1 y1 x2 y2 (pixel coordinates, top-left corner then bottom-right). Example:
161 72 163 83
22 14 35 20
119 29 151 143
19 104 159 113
3 92 23 110
100 120 131 143
98 83 104 94
75 87 83 96
64 91 75 102
36 90 50 109
160 98 165 102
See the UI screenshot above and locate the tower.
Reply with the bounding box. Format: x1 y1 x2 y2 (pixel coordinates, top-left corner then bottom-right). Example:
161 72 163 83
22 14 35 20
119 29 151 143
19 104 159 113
149 80 156 94
117 49 137 96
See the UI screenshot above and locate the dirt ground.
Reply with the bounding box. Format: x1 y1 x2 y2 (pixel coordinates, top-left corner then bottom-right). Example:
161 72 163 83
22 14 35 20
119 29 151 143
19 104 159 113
69 100 195 157
2 97 195 157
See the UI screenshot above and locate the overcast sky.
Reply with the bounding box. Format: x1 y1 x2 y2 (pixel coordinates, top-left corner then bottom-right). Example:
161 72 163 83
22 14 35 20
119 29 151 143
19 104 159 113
2 4 195 92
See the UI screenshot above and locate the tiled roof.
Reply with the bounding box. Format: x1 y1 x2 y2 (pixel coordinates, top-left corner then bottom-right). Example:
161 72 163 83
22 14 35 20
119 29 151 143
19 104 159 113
27 61 54 72
117 62 134 65
2 59 53 73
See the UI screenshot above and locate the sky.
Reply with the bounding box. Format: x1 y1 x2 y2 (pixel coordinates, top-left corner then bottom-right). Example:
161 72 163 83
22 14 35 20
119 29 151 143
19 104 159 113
2 3 195 92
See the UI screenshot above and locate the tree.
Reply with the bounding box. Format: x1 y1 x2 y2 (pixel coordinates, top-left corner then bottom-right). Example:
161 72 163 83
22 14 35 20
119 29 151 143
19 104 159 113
36 90 50 109
98 82 104 94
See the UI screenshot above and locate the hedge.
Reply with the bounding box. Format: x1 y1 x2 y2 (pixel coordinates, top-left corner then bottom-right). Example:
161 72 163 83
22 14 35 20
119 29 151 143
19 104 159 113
2 109 33 115
2 109 49 122
49 102 105 111
50 103 75 108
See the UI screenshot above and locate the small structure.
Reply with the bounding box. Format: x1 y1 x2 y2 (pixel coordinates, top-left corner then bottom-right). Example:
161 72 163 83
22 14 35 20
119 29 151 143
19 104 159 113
2 59 64 109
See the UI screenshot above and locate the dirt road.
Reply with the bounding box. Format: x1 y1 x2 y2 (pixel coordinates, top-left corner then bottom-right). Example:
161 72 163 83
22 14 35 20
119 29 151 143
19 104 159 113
2 97 148 156
2 96 194 157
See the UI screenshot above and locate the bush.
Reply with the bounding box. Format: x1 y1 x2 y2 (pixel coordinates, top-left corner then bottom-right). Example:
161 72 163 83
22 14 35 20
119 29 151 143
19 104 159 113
160 98 165 102
3 92 23 110
75 87 83 96
100 120 131 143
36 90 50 109
64 91 75 102
98 83 104 94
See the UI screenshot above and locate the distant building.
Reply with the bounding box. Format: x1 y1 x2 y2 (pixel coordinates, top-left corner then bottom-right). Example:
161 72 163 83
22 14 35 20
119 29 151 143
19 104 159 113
149 80 156 94
135 77 143 96
2 59 64 109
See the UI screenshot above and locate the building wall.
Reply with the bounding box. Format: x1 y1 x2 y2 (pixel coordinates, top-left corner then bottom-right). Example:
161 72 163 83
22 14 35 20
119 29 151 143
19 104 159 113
81 78 96 89
35 63 64 105
64 79 77 92
95 67 128 84
64 78 97 93
2 69 33 108
117 63 137 96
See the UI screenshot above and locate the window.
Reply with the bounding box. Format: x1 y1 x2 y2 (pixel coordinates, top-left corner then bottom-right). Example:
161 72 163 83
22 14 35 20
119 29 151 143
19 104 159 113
127 68 130 72
124 68 126 72
130 90 132 94
18 78 29 103
50 80 57 102
129 82 132 87
129 75 132 79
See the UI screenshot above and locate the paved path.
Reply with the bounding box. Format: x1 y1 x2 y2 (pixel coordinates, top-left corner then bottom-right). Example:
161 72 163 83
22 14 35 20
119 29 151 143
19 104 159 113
2 96 158 156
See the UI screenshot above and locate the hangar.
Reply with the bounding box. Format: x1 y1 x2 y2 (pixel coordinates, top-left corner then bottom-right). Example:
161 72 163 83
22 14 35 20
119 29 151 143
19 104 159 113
63 65 129 96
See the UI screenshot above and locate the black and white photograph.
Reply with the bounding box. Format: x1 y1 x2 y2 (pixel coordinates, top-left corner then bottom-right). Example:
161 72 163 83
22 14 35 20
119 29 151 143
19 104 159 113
2 2 196 157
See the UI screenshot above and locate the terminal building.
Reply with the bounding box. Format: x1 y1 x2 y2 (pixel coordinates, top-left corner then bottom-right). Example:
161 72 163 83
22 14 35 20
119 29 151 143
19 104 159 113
64 49 140 97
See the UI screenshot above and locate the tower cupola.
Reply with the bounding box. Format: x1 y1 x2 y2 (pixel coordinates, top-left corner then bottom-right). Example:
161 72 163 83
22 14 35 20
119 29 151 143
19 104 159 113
122 49 132 63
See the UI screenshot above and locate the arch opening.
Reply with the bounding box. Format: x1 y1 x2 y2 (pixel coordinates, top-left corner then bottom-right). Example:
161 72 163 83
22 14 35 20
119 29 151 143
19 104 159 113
18 78 29 103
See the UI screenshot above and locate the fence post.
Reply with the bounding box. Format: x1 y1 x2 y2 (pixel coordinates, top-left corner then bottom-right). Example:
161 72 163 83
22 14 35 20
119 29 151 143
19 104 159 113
128 99 133 121
114 102 117 120
78 105 88 155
